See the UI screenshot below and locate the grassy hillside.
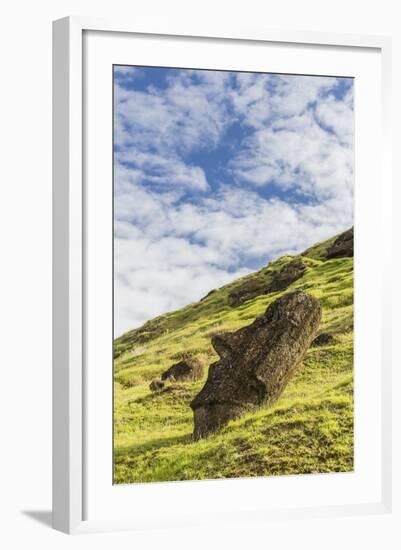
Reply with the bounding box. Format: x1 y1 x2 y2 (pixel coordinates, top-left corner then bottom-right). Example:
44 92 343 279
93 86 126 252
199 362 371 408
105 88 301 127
113 232 353 484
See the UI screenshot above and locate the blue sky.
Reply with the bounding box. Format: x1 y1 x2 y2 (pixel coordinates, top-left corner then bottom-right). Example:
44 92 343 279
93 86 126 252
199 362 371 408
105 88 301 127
114 66 354 336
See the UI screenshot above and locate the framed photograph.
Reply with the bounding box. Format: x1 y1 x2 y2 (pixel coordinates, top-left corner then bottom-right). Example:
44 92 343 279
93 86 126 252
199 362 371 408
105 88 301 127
52 17 392 534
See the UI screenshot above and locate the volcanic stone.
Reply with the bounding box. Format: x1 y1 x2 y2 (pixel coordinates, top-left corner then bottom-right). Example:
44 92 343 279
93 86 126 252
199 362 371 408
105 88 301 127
311 332 336 347
326 227 353 259
227 277 271 308
149 379 165 391
227 258 307 308
267 258 306 293
161 358 204 382
190 290 321 439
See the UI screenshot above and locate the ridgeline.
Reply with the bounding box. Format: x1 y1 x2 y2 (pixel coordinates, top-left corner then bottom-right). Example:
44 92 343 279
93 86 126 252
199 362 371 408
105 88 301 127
114 228 354 483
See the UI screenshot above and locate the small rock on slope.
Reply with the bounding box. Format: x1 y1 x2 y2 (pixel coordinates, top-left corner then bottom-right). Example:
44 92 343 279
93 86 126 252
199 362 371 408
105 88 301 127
161 358 204 382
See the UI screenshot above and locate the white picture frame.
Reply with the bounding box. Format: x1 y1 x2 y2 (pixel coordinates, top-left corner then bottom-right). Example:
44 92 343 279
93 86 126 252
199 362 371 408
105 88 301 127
52 16 392 534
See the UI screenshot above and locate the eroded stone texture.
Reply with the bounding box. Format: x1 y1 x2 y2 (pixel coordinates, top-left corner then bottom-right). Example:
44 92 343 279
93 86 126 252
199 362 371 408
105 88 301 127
149 379 165 391
311 332 336 347
267 258 306 293
161 358 204 382
326 227 353 259
190 290 321 439
227 276 272 308
227 258 307 308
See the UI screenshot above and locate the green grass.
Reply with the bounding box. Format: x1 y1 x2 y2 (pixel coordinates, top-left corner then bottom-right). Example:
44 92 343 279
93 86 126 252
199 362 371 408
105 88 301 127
113 237 354 484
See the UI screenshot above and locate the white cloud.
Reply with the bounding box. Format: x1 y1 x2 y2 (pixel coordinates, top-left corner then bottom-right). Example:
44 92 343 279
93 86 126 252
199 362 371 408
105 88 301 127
116 152 209 191
114 184 352 335
114 70 231 156
114 226 250 335
113 69 354 336
230 102 353 202
114 66 144 83
269 75 336 117
315 85 354 145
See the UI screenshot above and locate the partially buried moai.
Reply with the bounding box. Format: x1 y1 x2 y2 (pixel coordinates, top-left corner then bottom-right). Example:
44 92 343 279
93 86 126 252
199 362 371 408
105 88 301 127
190 290 321 439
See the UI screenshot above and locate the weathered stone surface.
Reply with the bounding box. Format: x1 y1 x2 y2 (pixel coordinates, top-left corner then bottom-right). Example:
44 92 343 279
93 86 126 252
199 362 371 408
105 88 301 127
311 332 336 347
190 290 321 439
267 258 306 293
149 379 165 391
228 258 307 308
227 276 271 307
161 358 204 382
326 227 353 259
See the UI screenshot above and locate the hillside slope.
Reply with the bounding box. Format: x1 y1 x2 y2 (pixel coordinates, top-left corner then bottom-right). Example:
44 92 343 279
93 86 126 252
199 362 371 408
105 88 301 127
113 230 354 483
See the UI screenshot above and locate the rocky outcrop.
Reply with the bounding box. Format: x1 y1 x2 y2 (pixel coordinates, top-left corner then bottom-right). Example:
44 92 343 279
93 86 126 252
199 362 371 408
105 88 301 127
161 358 204 382
149 379 165 391
267 258 306 293
228 259 307 308
311 332 336 347
227 276 272 307
326 227 353 259
190 290 321 439
150 358 204 391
